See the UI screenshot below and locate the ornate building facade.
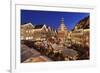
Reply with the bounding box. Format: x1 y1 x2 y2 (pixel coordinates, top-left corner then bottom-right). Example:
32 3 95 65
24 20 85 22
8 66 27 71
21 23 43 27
21 23 49 41
57 18 68 42
69 16 90 48
21 23 34 40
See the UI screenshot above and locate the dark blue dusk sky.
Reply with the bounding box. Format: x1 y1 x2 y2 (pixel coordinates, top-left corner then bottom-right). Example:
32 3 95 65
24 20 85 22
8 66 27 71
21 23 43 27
21 10 89 30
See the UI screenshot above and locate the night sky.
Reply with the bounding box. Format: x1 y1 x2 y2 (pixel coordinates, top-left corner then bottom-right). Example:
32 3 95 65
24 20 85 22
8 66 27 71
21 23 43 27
21 10 89 30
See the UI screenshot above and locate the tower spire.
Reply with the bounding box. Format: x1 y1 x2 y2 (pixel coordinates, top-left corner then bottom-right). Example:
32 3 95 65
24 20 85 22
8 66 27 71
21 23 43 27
57 17 68 42
58 17 67 31
61 17 64 24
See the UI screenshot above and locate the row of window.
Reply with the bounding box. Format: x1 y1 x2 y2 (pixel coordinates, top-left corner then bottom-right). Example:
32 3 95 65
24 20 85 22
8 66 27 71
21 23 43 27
21 36 33 40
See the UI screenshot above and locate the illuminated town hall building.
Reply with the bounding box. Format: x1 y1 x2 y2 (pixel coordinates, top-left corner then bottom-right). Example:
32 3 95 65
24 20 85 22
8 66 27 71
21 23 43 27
58 18 68 42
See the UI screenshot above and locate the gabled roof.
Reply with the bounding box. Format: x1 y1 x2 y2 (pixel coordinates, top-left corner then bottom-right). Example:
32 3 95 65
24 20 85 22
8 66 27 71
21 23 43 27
34 24 48 29
21 23 34 29
34 24 44 29
72 16 89 31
